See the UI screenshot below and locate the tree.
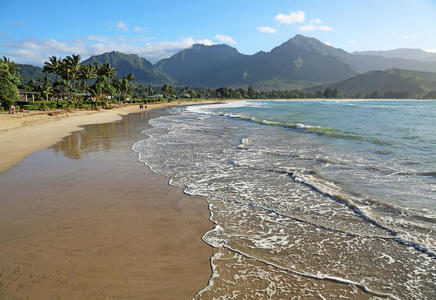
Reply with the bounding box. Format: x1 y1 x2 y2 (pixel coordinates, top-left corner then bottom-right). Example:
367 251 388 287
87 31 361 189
43 56 62 80
0 57 21 110
79 64 97 89
40 75 52 101
161 84 175 97
64 54 81 88
98 63 116 83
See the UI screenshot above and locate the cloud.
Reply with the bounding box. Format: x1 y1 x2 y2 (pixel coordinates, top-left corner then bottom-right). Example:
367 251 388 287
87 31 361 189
274 10 305 24
299 24 333 32
116 21 128 32
0 36 215 65
310 19 323 24
87 35 109 43
425 49 436 53
349 40 357 44
214 34 237 45
324 41 332 46
133 26 145 32
256 26 277 34
402 34 417 39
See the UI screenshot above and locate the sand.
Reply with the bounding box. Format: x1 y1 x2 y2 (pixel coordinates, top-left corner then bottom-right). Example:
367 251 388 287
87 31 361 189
0 100 219 173
0 107 215 299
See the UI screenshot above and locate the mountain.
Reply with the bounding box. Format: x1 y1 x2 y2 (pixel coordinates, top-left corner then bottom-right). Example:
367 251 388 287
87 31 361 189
17 64 50 82
155 44 246 87
14 35 436 91
353 49 436 62
342 53 436 74
156 35 356 87
155 35 436 88
307 69 436 98
83 51 170 84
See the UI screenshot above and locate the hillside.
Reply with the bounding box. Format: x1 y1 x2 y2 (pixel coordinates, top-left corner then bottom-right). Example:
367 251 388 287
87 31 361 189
155 44 247 87
83 51 170 84
307 69 436 98
353 49 436 62
156 35 356 87
17 64 52 82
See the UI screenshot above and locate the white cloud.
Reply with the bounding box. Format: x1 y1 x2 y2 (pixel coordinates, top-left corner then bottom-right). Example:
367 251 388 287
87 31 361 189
349 40 357 44
425 49 436 53
275 10 305 24
0 36 215 65
214 34 237 45
116 21 128 32
310 19 323 24
324 41 332 46
402 34 417 39
256 26 277 34
133 26 145 32
87 35 109 43
299 24 333 32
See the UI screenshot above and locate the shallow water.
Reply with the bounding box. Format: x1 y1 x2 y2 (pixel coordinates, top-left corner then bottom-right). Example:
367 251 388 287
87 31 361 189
133 100 436 299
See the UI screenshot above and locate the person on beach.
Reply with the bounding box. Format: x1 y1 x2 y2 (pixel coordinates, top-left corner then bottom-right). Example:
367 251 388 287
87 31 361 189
139 103 144 109
9 105 15 114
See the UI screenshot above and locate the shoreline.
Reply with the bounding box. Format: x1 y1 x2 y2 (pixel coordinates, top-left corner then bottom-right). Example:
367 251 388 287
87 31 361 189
0 108 214 299
0 100 220 173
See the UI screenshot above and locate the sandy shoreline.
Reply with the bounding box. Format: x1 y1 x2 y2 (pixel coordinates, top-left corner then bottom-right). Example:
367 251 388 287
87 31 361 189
0 105 215 299
0 100 219 173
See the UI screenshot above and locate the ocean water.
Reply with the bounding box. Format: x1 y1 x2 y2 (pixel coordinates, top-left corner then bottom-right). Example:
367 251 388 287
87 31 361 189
133 100 436 299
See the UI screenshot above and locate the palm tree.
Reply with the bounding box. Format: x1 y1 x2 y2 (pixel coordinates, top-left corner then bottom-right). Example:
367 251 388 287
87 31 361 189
64 54 81 87
42 56 62 80
98 63 116 83
79 64 97 89
40 75 52 101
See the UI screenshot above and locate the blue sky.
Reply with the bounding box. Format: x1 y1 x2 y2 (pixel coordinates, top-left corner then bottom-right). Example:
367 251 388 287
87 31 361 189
1 0 435 65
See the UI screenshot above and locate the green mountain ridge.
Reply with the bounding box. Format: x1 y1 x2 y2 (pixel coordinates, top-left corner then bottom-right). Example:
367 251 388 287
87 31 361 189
353 49 436 62
83 51 170 84
17 64 54 83
306 69 436 98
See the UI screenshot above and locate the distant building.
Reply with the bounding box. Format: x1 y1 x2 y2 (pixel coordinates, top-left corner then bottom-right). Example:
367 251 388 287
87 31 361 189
19 90 38 102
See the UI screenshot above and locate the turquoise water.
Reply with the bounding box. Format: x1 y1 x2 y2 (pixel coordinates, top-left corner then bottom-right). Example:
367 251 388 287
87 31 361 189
209 100 436 214
134 100 436 299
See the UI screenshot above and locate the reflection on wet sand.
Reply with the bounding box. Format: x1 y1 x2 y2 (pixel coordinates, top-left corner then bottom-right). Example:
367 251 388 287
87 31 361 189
50 111 154 159
0 108 213 299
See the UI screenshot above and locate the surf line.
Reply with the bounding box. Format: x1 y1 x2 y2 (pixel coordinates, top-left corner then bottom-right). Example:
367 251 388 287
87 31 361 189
198 195 399 300
287 171 436 259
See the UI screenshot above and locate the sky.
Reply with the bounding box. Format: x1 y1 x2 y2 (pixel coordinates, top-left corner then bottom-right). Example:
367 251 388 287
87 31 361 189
1 0 436 65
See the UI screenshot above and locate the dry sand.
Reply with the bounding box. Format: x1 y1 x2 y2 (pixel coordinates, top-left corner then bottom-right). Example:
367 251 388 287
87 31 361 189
0 105 216 299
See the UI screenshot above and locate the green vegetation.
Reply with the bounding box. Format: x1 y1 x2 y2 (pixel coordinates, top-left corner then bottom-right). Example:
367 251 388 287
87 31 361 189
307 69 436 99
0 57 21 110
83 51 170 84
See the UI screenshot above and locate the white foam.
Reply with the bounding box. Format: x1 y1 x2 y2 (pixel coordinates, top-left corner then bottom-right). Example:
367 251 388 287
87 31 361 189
186 100 260 114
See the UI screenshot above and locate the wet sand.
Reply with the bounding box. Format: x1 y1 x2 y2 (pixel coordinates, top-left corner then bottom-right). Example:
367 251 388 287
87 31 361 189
0 100 220 172
0 109 213 299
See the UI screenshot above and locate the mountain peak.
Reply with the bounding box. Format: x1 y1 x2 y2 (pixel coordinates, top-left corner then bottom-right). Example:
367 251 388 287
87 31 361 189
273 35 346 57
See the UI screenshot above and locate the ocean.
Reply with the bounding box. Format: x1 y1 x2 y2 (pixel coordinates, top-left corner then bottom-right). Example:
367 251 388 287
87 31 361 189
133 100 436 299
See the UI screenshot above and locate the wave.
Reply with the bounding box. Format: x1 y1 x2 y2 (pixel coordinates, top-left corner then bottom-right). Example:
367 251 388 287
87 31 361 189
190 106 392 146
186 100 262 114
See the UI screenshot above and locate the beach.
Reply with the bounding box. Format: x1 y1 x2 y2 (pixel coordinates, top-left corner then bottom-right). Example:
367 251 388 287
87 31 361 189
0 104 215 299
1 99 435 299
